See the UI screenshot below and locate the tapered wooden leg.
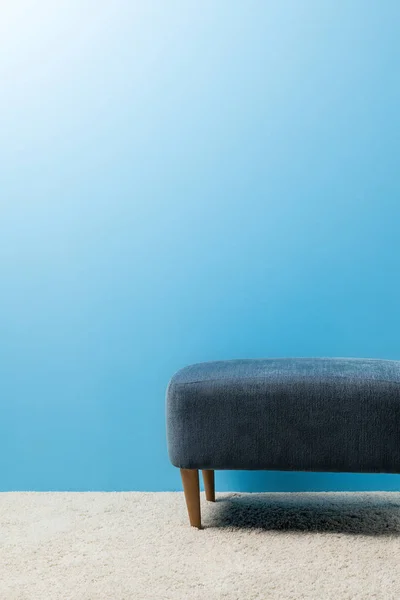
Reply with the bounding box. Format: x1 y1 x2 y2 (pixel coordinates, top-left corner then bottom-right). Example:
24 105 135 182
180 469 201 528
202 470 215 502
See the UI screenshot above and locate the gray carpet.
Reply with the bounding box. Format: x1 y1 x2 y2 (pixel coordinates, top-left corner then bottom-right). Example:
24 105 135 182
1 492 400 599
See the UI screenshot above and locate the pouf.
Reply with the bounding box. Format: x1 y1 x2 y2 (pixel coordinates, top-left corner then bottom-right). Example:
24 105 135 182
166 358 400 528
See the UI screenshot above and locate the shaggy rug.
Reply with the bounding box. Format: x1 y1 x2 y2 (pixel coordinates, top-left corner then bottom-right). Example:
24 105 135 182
1 492 400 599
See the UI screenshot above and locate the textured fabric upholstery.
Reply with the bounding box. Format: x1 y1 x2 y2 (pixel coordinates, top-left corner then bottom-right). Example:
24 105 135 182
166 358 400 472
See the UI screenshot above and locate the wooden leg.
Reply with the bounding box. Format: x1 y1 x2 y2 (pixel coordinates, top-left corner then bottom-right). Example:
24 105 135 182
180 469 201 528
202 470 215 502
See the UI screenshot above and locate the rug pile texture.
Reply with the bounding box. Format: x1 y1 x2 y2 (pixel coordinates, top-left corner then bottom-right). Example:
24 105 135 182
1 491 400 599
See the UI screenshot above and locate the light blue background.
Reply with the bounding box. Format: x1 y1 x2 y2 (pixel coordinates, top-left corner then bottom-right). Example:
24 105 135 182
1 1 400 491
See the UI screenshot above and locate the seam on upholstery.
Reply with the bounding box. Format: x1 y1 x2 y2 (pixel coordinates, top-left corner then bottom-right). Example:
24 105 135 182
171 376 400 387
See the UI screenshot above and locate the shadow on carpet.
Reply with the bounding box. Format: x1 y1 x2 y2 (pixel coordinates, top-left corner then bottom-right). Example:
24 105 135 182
207 492 400 535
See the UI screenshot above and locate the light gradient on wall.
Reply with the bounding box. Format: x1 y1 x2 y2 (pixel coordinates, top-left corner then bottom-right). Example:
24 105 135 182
1 1 400 491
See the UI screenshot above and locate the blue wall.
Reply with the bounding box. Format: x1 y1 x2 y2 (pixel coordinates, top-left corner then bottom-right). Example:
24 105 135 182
1 1 400 491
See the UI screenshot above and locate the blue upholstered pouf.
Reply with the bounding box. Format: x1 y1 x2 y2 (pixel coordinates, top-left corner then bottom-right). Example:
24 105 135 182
166 357 400 527
167 358 400 473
